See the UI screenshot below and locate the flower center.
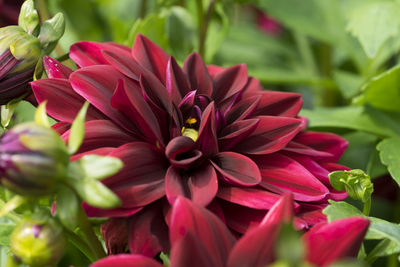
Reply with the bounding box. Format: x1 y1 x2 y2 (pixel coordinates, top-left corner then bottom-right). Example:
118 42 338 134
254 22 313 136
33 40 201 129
181 117 199 142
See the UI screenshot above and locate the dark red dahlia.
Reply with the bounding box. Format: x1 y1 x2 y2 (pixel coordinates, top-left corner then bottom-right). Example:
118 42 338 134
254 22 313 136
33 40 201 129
31 35 348 256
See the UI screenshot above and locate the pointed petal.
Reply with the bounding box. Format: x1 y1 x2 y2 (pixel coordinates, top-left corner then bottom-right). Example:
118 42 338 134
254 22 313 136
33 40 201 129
217 186 282 210
303 217 369 266
61 120 137 154
294 132 348 162
90 254 163 267
102 49 144 80
129 205 170 257
233 116 302 155
166 57 189 104
31 78 106 123
170 197 236 267
225 95 260 124
253 91 302 117
132 34 169 83
165 164 218 207
101 218 128 254
255 153 329 201
69 65 138 132
197 102 218 156
261 193 293 225
43 56 73 79
211 152 261 186
70 41 131 67
104 142 167 208
212 64 248 104
219 119 259 151
183 53 213 96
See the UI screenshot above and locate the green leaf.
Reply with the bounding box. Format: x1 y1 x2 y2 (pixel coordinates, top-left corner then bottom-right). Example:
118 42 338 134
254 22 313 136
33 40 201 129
18 0 39 35
78 155 123 180
1 102 18 128
34 101 50 128
333 70 364 99
74 179 121 209
38 13 66 45
357 65 400 112
377 137 400 187
68 102 89 155
300 105 400 138
323 200 364 222
366 239 400 260
165 7 195 61
0 222 15 246
56 186 79 231
347 2 400 58
276 224 304 265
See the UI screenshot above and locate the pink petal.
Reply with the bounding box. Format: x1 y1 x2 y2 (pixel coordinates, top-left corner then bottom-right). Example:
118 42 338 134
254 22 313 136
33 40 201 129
183 53 213 96
170 197 236 267
43 56 73 79
69 65 139 132
132 34 170 84
211 152 261 186
233 116 302 155
261 193 294 225
90 254 163 267
255 153 329 201
104 142 167 208
303 217 369 266
165 164 218 207
31 78 106 123
293 131 348 162
212 64 248 104
70 41 131 67
129 205 170 257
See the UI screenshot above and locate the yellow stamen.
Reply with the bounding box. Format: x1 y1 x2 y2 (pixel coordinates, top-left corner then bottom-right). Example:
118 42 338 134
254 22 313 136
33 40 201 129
186 118 197 125
182 128 199 142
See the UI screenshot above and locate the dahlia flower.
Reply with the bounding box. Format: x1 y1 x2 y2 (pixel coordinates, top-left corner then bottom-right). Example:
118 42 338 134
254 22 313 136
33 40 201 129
91 195 369 267
31 34 348 255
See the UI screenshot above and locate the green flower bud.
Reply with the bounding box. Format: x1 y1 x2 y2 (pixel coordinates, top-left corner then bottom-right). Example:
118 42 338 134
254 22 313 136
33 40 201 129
0 122 69 196
18 0 40 35
329 169 374 203
11 215 66 266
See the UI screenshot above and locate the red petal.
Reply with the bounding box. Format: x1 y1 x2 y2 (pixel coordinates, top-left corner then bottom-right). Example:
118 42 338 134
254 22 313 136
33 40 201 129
212 64 248 104
253 91 302 117
70 41 131 67
255 153 329 201
225 95 260 124
165 164 218 207
197 102 219 156
129 205 170 257
233 116 302 155
101 218 128 254
83 203 142 218
219 119 259 151
69 65 138 132
166 57 189 104
43 56 73 79
211 152 261 186
303 217 369 266
102 49 144 80
132 34 169 84
90 254 163 267
31 78 106 123
170 197 236 267
183 53 213 96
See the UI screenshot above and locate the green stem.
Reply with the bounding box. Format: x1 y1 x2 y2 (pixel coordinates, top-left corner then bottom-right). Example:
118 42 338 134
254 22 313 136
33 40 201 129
35 0 51 22
0 198 21 223
294 32 318 76
196 0 217 59
77 206 106 260
65 230 97 262
363 198 371 216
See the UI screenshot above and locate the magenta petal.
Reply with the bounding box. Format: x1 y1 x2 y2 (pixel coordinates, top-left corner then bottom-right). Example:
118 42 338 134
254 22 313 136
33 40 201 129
69 65 138 132
219 119 259 151
132 34 169 84
212 64 248 104
261 193 294 225
165 164 218 207
102 49 144 80
31 78 106 123
165 136 202 169
83 203 142 218
211 152 261 186
61 120 136 153
233 116 302 155
90 254 163 267
217 186 282 210
70 41 131 67
225 95 260 124
255 153 329 201
104 142 167 207
129 205 170 257
294 131 349 162
253 91 302 117
197 102 218 156
52 122 70 135
183 53 213 96
170 197 236 267
303 217 370 266
170 232 218 267
101 218 128 254
166 57 189 104
43 56 73 79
